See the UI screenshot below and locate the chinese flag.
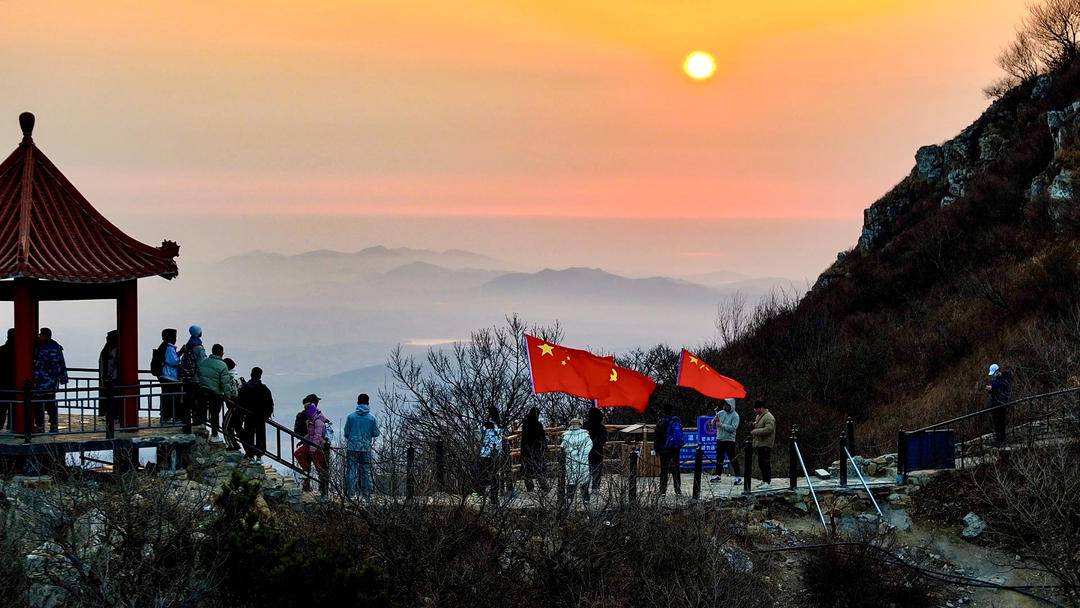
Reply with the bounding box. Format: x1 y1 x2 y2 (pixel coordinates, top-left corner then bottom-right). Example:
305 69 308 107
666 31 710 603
525 334 614 400
676 349 747 400
596 365 657 413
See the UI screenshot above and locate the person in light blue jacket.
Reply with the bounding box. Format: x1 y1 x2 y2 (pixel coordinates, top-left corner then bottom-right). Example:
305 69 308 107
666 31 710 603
709 398 742 485
343 393 380 499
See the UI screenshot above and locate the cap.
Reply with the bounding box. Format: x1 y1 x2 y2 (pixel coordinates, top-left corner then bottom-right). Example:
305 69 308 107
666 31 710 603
303 393 321 404
988 363 1000 377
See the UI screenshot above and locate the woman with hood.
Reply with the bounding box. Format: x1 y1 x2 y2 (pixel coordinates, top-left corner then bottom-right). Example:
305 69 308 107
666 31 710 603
585 406 608 492
294 395 329 492
561 418 593 509
520 406 549 493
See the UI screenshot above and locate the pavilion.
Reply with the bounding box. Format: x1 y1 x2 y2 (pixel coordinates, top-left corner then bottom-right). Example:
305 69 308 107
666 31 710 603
0 112 179 434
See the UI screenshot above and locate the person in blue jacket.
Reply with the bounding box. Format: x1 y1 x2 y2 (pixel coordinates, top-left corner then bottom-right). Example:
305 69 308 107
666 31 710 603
343 393 380 499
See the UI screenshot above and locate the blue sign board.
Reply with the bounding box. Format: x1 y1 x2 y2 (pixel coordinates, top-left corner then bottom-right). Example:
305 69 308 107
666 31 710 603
679 415 718 470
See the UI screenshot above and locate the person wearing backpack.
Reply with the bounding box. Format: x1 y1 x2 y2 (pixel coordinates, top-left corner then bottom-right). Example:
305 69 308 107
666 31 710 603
178 325 207 427
654 402 684 496
749 399 776 489
293 395 329 492
152 329 181 423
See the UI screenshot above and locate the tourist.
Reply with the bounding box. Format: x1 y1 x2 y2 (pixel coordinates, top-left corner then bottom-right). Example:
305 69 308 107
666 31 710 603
585 406 607 493
293 394 328 492
986 363 1013 447
221 357 243 450
152 328 181 423
197 343 236 441
561 417 593 509
0 328 13 430
654 403 683 496
33 328 68 434
98 330 119 422
178 325 207 427
710 398 742 485
750 399 776 489
477 416 503 501
343 393 380 499
237 367 273 460
520 406 550 493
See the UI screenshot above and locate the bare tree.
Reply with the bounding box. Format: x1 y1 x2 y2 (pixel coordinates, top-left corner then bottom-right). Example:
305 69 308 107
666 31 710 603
988 0 1080 97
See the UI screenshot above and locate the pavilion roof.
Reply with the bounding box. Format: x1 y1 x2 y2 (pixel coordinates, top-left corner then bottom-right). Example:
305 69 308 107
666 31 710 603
0 113 178 283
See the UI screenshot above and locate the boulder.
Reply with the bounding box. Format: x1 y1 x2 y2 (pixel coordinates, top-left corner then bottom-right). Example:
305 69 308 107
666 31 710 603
947 168 969 197
940 196 957 208
961 512 987 539
1050 170 1074 202
915 145 944 182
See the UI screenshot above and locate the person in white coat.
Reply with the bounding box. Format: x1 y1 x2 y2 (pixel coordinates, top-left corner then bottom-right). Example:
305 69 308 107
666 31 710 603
561 418 593 509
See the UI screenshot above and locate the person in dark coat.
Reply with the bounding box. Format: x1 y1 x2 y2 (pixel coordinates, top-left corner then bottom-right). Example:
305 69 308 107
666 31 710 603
654 403 682 496
0 329 13 430
237 367 274 460
520 406 549 493
986 363 1013 446
98 330 119 420
585 406 608 492
34 328 68 433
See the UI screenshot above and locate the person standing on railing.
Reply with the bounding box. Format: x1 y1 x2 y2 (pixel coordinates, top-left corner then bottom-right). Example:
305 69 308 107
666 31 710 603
98 330 119 422
33 328 68 434
520 406 550 494
152 329 181 423
585 406 607 495
197 344 236 442
0 328 13 431
238 367 273 461
710 398 742 486
343 393 380 499
179 325 207 428
749 399 775 490
561 417 593 509
986 363 1013 447
654 403 684 496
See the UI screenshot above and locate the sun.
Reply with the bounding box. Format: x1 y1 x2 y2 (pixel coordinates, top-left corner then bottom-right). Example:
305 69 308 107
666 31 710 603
683 51 717 81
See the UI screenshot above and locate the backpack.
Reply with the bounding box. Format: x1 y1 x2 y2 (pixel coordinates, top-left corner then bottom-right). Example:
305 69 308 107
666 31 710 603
179 348 200 383
662 416 685 450
150 344 166 378
293 410 309 437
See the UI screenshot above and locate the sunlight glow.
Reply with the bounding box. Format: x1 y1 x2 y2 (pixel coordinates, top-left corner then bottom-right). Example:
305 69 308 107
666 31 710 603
683 51 717 81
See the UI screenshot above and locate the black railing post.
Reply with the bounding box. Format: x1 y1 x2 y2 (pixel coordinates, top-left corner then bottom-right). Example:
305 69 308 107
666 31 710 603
22 381 32 444
406 445 416 500
839 431 848 487
788 425 798 491
743 439 753 495
319 440 330 497
896 429 907 485
435 439 446 491
106 390 116 439
692 446 704 500
846 417 855 454
628 448 639 502
182 385 192 434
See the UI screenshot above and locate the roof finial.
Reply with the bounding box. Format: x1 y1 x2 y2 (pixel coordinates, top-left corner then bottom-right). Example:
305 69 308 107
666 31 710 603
19 112 34 143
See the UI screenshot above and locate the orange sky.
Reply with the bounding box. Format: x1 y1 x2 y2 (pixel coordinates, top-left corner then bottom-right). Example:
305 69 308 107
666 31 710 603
0 0 1030 263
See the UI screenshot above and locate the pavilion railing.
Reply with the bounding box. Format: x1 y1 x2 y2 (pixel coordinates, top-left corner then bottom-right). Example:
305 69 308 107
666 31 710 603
1 368 186 443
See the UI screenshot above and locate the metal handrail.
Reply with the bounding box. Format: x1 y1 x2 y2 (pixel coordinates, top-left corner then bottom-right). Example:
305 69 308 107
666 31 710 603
844 446 882 517
793 441 829 534
910 386 1080 434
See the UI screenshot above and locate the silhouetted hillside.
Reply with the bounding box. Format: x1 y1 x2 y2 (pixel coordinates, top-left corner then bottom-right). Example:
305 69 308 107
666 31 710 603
700 61 1080 455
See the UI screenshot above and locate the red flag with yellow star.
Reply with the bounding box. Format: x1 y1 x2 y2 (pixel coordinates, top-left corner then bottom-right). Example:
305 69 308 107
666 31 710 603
524 334 614 400
596 365 656 413
676 349 746 400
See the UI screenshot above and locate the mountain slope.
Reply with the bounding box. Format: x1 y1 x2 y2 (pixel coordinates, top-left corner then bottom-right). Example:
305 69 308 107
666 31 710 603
702 63 1080 454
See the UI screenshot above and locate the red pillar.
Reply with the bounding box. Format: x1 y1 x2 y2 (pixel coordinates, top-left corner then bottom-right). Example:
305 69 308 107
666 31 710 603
12 278 38 434
116 280 139 429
